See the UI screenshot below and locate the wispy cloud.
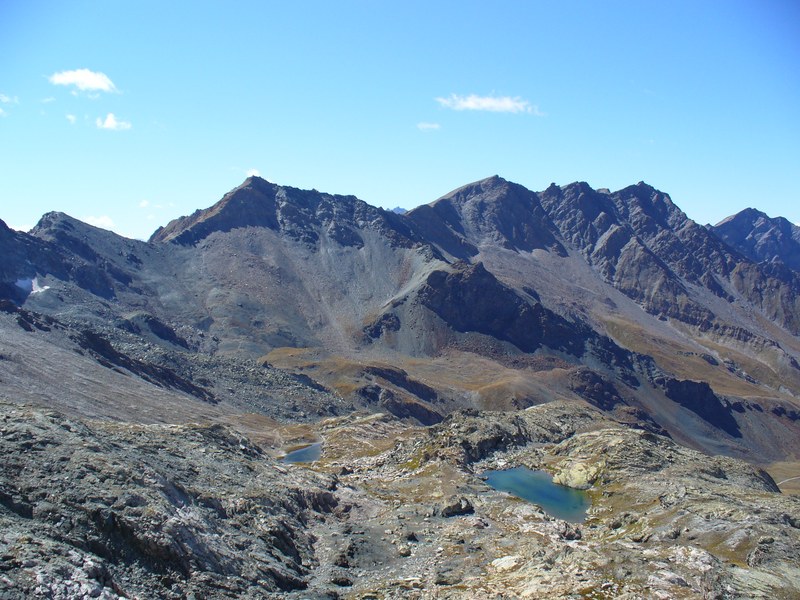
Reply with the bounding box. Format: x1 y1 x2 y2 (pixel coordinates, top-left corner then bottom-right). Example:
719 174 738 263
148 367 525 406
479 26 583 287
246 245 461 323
66 114 77 124
138 199 172 210
49 69 117 93
417 122 441 131
83 215 115 230
0 94 18 116
96 113 131 130
246 168 261 177
435 93 543 115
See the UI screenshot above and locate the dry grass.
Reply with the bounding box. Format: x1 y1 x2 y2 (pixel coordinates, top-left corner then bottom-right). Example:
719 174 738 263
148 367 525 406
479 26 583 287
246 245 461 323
265 345 573 410
601 316 773 397
764 461 800 495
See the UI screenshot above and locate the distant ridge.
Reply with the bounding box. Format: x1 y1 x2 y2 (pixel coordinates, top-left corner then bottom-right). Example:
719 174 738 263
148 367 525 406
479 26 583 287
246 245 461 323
711 208 800 271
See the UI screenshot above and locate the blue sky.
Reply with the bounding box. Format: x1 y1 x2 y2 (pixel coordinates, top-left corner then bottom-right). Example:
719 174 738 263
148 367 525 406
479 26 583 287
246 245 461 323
1 1 799 239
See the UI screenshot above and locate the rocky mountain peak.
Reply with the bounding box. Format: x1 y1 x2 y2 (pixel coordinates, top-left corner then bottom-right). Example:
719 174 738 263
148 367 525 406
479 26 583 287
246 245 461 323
0 218 14 239
716 207 766 226
712 207 800 271
433 175 513 205
611 182 686 232
149 177 282 244
411 176 566 255
31 211 76 232
30 210 138 256
149 177 424 253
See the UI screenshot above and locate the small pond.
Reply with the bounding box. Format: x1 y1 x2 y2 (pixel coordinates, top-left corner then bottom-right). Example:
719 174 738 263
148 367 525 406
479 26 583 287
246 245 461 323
282 442 322 463
482 466 591 522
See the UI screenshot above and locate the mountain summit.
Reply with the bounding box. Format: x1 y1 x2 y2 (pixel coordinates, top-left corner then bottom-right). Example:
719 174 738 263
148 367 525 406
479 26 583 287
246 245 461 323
150 176 421 251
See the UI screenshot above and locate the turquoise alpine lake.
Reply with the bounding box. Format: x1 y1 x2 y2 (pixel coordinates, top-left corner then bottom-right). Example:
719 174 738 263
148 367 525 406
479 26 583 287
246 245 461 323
282 442 322 463
482 466 591 522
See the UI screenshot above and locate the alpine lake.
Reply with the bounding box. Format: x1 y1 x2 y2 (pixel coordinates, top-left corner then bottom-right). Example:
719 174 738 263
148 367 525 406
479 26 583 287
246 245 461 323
482 466 591 522
282 442 323 464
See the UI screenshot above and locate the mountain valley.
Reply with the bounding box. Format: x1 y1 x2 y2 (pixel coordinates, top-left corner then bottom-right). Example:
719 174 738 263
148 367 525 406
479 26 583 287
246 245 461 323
1 175 800 598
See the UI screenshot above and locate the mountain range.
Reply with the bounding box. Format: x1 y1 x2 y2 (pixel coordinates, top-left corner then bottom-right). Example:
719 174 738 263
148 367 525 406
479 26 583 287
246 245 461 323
3 175 799 457
2 175 800 597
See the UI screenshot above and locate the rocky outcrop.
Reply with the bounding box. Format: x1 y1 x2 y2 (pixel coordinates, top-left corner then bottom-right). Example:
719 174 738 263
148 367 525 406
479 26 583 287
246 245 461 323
655 376 741 437
423 403 611 465
438 496 474 517
417 261 586 355
72 328 216 403
376 389 443 425
0 403 339 599
361 365 438 403
117 311 189 349
568 368 624 411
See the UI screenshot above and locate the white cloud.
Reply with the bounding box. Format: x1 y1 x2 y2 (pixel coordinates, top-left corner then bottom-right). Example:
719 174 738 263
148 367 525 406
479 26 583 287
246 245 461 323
8 224 32 232
0 108 6 118
49 69 117 93
42 97 56 104
96 113 131 130
66 114 77 124
435 93 543 115
417 122 441 131
138 199 150 208
83 215 115 230
246 168 261 177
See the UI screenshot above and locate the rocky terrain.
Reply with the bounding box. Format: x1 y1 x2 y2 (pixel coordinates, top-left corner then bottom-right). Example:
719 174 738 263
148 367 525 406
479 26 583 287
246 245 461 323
0 401 339 599
2 174 800 598
2 400 798 599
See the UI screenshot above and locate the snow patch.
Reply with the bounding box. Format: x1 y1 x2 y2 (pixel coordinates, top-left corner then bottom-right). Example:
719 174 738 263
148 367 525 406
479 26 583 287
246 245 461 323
32 278 51 294
14 277 50 295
